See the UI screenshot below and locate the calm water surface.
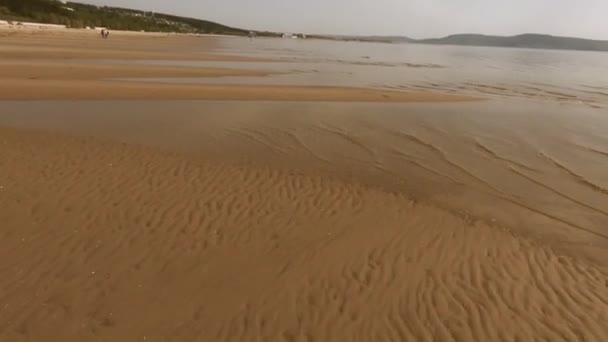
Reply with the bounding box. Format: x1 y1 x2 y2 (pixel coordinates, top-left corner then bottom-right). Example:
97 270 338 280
122 37 608 108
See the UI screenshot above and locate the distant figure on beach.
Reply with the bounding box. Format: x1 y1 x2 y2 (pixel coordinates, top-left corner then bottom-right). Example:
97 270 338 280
100 29 109 39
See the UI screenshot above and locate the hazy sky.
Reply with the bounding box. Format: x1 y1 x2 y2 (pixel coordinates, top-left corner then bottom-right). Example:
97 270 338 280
79 0 608 39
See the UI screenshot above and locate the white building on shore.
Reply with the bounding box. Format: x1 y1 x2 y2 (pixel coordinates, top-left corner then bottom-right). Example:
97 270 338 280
6 21 67 30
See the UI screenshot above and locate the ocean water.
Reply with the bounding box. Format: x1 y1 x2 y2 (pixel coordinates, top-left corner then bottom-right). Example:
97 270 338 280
218 37 608 106
113 37 608 108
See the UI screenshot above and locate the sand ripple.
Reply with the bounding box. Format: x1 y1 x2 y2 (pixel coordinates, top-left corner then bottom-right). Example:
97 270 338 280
1 126 607 341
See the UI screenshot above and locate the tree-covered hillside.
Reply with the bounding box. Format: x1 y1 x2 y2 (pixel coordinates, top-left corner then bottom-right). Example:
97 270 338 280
0 0 258 35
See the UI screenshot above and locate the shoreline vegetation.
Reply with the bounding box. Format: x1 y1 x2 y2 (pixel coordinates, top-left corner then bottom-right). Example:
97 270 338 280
0 0 280 36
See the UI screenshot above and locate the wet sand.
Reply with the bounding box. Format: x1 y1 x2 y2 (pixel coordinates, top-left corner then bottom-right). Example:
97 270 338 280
0 79 476 102
0 60 275 80
0 28 475 102
2 125 607 341
1 29 607 341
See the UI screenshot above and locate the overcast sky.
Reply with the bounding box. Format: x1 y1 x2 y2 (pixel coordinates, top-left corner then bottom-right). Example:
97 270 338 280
79 0 608 40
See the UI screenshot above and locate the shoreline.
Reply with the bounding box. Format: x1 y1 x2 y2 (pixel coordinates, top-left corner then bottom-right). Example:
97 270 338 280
0 28 480 102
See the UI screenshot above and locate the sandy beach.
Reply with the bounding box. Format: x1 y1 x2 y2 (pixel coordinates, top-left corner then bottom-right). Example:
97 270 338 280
0 29 607 341
0 28 475 102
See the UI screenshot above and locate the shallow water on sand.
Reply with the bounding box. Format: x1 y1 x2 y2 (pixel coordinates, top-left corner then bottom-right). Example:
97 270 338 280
113 37 608 108
1 99 607 265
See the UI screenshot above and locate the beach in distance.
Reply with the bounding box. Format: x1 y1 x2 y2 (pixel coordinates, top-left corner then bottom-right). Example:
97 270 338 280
0 27 607 341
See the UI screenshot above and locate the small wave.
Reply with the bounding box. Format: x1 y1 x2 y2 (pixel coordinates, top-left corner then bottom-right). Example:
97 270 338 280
581 90 608 97
226 127 289 156
386 130 507 194
465 83 509 92
580 84 608 91
473 140 539 172
508 166 608 217
539 152 608 196
573 143 608 158
315 123 378 159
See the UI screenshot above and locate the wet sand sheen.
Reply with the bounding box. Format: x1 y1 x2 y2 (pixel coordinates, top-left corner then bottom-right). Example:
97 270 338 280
0 79 476 102
1 126 607 341
0 29 478 102
0 61 276 80
2 100 606 265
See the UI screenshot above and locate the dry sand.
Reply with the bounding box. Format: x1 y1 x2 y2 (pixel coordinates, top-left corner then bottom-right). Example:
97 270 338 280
1 29 607 341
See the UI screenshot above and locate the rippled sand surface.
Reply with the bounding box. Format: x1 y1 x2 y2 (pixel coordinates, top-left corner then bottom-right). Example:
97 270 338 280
2 124 607 341
1 30 607 341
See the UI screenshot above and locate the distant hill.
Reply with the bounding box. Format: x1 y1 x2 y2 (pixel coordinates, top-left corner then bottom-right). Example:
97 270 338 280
417 34 608 52
0 0 271 35
310 35 414 43
308 33 608 52
363 36 415 43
